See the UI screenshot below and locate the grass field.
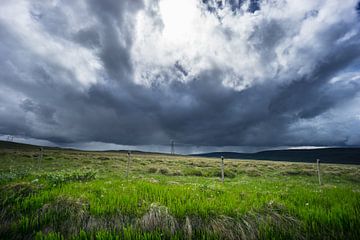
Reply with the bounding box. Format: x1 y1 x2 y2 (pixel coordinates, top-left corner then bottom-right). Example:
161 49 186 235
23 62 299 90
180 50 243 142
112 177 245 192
0 146 360 239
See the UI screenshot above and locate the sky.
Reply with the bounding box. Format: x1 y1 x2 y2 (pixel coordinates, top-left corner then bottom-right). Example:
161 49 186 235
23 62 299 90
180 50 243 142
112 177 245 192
0 0 360 154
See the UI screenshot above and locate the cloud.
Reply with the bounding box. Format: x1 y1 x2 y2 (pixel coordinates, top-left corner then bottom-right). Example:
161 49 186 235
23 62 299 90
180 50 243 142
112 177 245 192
0 0 360 149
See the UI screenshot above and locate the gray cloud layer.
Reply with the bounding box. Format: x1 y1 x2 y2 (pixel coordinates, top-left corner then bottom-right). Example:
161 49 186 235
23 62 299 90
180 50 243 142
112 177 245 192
0 0 360 148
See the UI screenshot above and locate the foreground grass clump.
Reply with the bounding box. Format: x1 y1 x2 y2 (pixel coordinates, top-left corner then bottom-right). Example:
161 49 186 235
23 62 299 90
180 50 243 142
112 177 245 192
0 147 359 239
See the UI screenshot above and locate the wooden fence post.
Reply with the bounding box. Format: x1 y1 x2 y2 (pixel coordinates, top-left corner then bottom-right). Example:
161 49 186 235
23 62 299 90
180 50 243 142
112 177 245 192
126 151 131 178
317 159 321 185
221 156 224 183
38 147 43 170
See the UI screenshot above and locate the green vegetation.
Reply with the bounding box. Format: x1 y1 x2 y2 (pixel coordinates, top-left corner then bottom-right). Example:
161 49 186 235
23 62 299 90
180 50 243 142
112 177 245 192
0 146 359 239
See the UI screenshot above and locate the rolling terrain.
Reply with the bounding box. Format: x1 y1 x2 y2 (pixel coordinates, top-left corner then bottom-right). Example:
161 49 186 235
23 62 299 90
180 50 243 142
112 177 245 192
0 141 359 239
193 148 360 164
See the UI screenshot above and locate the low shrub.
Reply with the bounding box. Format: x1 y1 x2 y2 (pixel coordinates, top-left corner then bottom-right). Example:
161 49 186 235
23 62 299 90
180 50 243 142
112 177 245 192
44 170 96 186
0 169 31 184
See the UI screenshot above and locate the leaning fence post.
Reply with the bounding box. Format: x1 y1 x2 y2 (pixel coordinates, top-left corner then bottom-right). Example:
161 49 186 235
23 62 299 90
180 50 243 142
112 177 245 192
221 156 224 183
316 159 321 185
126 151 131 178
38 147 43 170
10 152 14 172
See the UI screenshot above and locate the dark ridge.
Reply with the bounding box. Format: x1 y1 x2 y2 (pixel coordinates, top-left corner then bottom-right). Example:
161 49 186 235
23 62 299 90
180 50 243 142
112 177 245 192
192 148 360 165
0 140 84 152
2 140 359 164
0 140 58 150
0 140 169 156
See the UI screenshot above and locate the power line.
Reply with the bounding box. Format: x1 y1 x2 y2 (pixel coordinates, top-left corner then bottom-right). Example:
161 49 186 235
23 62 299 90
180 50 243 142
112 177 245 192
169 140 206 155
174 142 201 147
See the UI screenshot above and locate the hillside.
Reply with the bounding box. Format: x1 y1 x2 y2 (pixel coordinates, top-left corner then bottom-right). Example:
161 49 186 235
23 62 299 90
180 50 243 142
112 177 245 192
0 141 360 239
2 141 359 164
192 148 360 164
0 140 169 156
0 140 44 149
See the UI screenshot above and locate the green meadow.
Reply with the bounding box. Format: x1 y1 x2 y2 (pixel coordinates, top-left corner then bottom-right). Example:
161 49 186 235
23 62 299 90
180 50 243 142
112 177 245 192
0 146 359 239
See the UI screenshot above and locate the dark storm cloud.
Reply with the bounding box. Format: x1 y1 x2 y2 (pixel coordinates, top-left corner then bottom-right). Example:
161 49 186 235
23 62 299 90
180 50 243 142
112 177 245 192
87 0 143 80
269 37 360 117
201 0 259 15
0 0 360 149
73 28 101 48
20 99 57 124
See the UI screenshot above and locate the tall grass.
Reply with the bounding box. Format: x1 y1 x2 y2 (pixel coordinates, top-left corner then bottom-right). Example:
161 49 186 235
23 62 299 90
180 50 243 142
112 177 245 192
0 148 359 239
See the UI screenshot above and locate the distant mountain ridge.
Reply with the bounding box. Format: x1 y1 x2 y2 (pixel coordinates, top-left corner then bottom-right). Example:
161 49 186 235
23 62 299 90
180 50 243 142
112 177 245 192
0 140 167 155
0 140 58 150
192 148 360 164
1 140 359 164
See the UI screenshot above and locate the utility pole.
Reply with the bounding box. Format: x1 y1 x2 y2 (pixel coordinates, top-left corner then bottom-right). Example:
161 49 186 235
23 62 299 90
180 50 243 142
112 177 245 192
170 140 175 155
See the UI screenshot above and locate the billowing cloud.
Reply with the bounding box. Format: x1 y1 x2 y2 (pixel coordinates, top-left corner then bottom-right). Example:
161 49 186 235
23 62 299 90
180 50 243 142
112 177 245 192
0 0 360 149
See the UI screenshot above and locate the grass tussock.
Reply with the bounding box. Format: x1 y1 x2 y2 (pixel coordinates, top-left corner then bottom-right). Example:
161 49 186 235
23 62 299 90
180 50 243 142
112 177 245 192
138 203 178 235
38 196 89 237
147 167 158 173
184 168 204 176
0 182 39 205
159 167 171 175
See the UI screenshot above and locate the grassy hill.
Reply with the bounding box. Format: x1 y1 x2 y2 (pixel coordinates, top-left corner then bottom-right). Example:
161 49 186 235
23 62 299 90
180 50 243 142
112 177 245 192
0 140 46 149
0 140 170 156
0 142 359 239
193 148 360 164
3 140 359 164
